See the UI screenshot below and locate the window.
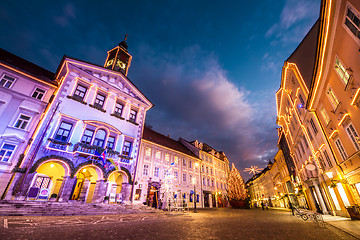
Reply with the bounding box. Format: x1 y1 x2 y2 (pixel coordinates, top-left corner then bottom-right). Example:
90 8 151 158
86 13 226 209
129 109 137 123
134 189 141 200
298 94 305 106
114 101 124 116
94 93 106 109
335 139 348 161
0 74 15 88
320 107 330 125
154 167 159 177
81 129 94 144
54 121 73 141
155 151 161 159
73 84 87 101
183 158 186 166
145 147 151 157
14 114 31 130
211 179 214 187
299 141 305 154
203 177 206 186
318 155 326 170
32 88 46 100
0 143 16 162
33 176 51 189
345 7 360 41
206 166 209 173
346 124 360 150
189 160 192 168
122 140 132 156
93 129 106 147
165 153 169 161
335 57 351 85
106 136 116 150
303 137 309 149
174 156 178 164
326 86 340 109
202 165 204 172
210 168 213 175
323 150 333 168
310 119 318 135
207 178 210 186
143 165 148 175
183 173 186 182
307 127 313 141
174 171 178 180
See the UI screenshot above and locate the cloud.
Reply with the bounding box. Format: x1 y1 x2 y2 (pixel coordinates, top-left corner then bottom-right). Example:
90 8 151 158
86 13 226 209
130 44 278 174
53 3 77 27
265 0 320 44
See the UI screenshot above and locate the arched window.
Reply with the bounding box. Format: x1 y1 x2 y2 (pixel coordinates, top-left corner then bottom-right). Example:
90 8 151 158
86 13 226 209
93 129 106 147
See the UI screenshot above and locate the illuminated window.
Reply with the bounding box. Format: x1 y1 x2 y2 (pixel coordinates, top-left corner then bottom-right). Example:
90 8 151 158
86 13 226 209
182 158 186 166
155 151 161 159
106 136 116 150
0 74 15 88
33 176 51 189
326 86 340 109
345 7 360 41
145 147 151 157
73 84 87 101
122 140 132 156
310 119 318 135
323 150 333 168
93 129 106 147
114 101 124 116
0 143 16 162
54 121 73 141
81 129 94 144
335 138 347 161
14 114 31 130
335 57 351 85
154 167 159 177
174 156 179 164
320 107 331 125
165 153 169 161
143 165 148 175
346 124 360 150
94 93 106 109
134 189 141 200
32 88 46 100
129 109 137 123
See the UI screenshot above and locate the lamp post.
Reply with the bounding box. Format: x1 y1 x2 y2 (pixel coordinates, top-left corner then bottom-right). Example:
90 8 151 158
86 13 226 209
192 177 197 213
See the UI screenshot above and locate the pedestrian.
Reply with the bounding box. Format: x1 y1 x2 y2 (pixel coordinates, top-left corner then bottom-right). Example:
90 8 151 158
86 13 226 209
289 201 294 216
265 202 268 210
261 202 264 210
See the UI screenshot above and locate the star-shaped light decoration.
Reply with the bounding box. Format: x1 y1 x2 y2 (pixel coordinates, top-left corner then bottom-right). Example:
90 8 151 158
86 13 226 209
244 166 261 175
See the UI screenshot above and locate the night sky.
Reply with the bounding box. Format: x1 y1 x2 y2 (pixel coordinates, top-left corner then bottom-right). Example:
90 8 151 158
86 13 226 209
0 0 320 180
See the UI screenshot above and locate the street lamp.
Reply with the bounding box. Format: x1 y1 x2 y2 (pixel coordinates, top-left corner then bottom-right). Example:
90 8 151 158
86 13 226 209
192 177 197 213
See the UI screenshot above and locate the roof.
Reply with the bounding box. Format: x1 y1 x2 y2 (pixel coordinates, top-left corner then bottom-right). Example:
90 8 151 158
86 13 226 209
287 20 320 90
0 48 57 86
142 126 199 159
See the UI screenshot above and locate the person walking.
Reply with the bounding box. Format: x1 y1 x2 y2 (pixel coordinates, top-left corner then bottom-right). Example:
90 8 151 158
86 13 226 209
261 202 264 210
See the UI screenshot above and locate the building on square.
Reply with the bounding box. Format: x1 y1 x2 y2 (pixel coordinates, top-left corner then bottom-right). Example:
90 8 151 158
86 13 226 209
0 49 57 199
5 40 153 203
132 126 201 209
276 0 360 218
180 139 230 208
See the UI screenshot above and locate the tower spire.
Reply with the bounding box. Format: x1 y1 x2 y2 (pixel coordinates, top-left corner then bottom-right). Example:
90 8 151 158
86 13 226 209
104 34 132 76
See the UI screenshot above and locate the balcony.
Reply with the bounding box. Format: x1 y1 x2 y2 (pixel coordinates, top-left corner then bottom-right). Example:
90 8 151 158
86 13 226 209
47 138 72 151
73 142 104 156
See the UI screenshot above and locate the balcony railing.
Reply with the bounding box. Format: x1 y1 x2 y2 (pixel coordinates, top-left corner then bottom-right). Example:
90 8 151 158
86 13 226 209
47 138 72 151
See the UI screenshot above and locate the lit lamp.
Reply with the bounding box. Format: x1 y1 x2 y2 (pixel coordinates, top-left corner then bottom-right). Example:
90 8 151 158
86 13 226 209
325 171 348 186
192 177 197 213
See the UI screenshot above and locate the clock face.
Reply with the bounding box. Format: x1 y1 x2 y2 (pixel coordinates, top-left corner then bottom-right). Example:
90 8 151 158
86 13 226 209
106 58 114 67
116 59 126 70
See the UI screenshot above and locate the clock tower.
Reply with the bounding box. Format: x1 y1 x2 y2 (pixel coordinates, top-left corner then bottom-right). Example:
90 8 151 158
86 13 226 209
104 35 132 76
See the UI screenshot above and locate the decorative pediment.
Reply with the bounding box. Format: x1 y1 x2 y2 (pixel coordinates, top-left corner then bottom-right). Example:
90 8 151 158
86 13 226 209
1 134 25 143
83 120 122 135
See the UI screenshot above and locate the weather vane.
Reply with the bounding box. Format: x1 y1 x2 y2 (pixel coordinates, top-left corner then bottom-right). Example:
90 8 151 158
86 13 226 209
244 166 261 175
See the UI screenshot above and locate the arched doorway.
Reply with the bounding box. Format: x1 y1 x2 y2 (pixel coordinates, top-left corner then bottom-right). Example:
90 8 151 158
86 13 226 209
107 170 127 203
30 160 69 200
72 165 102 203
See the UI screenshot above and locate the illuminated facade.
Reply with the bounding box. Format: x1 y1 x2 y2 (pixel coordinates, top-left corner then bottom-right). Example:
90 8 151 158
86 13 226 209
0 49 57 198
275 0 360 217
133 126 201 209
180 139 230 208
5 41 153 203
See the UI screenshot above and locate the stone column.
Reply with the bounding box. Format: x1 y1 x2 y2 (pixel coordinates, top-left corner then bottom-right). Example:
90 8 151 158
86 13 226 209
121 183 132 203
58 176 77 201
92 180 108 203
314 184 328 214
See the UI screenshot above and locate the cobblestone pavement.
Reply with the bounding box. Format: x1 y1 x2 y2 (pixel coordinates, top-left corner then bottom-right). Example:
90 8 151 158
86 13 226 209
0 208 358 240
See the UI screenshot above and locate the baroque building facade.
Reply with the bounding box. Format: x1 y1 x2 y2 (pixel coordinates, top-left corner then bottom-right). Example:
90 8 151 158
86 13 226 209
0 49 57 198
5 41 153 203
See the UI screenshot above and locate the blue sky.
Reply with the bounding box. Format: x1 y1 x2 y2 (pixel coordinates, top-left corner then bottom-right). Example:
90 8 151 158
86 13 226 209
0 0 320 180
